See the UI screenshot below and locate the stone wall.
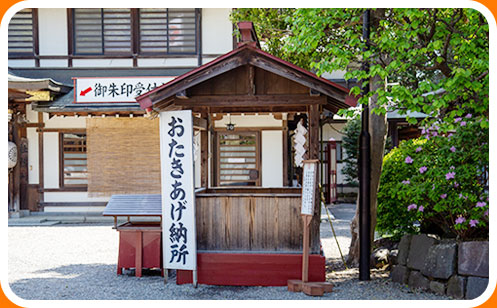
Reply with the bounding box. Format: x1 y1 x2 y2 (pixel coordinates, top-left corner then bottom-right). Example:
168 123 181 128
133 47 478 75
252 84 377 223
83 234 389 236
390 234 489 299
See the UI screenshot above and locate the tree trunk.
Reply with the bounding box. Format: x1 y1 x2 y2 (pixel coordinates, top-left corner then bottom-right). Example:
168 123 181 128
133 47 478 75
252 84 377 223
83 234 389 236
347 76 388 267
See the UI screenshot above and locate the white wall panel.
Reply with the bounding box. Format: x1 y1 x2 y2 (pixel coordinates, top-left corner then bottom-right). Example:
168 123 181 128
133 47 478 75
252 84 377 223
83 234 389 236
261 130 283 188
27 128 39 184
38 8 68 56
43 132 59 188
202 9 233 54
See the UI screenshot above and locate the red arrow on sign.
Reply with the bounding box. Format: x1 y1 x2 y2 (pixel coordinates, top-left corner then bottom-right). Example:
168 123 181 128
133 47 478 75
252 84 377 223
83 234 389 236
80 87 92 96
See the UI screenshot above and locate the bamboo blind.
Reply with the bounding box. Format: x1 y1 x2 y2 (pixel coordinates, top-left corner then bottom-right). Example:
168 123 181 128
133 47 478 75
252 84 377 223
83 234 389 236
86 117 161 197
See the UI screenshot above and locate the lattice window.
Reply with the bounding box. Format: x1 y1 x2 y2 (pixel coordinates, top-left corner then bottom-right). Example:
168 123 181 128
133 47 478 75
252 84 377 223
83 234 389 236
8 8 35 55
217 132 260 186
61 132 88 186
73 8 132 55
139 8 197 54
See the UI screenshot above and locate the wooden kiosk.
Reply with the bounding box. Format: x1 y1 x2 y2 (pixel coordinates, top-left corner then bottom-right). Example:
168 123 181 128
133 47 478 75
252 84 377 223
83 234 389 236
135 22 355 286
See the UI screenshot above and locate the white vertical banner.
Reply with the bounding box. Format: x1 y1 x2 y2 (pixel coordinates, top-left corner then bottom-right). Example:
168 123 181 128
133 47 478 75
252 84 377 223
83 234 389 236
159 110 197 270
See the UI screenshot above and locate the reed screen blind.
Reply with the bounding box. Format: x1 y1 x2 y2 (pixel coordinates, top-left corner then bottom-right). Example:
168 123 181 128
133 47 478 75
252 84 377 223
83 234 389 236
8 9 35 55
86 118 161 197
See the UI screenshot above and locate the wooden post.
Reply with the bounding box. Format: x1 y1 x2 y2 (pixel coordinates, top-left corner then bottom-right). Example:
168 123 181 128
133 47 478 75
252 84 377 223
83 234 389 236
301 214 312 282
201 112 209 188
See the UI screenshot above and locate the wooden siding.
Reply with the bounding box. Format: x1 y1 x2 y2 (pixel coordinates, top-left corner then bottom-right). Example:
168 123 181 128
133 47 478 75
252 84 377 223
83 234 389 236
195 189 320 253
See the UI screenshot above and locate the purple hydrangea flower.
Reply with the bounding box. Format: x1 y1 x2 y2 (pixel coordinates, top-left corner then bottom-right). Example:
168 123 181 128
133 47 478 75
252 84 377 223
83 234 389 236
405 156 413 164
454 117 462 123
465 113 472 118
421 128 426 134
455 217 466 224
476 201 486 208
425 135 430 140
419 166 428 174
446 172 455 180
418 206 424 212
469 219 479 227
454 182 460 188
407 204 417 211
450 166 455 170
402 180 410 185
431 131 438 137
415 147 422 153
450 146 456 152
484 210 489 217
440 194 447 199
447 133 454 139
460 121 467 127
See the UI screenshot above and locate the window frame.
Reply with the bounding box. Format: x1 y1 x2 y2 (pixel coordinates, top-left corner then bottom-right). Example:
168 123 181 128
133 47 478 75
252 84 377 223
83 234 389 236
69 8 200 57
59 131 88 190
215 130 262 187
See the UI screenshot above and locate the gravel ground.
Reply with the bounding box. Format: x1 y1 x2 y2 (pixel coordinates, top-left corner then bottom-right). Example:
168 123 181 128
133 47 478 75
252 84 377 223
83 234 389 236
7 203 452 301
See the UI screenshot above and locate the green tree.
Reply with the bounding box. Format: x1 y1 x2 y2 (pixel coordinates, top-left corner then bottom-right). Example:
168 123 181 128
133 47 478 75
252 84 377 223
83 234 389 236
231 8 489 265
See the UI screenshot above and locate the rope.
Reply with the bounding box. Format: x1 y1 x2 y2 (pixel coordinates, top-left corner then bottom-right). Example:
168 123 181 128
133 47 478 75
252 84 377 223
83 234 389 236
319 184 349 270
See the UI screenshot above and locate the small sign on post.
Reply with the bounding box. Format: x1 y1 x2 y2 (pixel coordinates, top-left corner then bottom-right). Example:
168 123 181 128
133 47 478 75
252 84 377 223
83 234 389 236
159 110 197 286
288 159 333 296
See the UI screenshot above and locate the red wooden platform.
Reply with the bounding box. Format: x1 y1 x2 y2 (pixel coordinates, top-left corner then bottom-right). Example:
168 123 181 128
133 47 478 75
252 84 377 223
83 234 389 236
177 252 325 286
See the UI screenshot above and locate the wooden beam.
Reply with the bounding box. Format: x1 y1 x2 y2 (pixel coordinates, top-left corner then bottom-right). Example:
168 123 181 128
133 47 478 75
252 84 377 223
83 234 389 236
193 106 308 114
174 95 324 107
193 116 207 131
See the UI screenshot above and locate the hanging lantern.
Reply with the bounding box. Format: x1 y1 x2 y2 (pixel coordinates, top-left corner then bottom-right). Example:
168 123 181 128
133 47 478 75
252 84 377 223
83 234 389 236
8 142 17 169
226 114 235 131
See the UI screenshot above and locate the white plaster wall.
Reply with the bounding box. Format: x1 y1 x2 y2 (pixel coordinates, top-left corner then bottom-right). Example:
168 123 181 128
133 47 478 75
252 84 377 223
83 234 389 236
72 59 133 68
38 8 68 56
202 8 233 55
44 192 109 203
43 132 59 188
25 104 38 123
40 59 69 67
320 70 347 80
137 58 198 67
44 116 86 129
261 130 283 187
8 59 36 67
215 115 282 128
27 128 39 184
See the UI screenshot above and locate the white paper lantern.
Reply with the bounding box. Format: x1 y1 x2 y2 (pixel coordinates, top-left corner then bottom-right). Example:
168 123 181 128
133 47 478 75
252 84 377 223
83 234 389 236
8 142 17 169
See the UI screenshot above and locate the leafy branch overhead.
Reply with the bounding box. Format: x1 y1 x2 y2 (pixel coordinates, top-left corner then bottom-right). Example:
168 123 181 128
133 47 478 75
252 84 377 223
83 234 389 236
231 8 489 129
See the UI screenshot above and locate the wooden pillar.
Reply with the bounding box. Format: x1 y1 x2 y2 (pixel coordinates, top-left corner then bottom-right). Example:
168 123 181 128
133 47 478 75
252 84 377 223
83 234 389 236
282 119 289 186
37 112 44 209
200 112 209 188
308 104 321 252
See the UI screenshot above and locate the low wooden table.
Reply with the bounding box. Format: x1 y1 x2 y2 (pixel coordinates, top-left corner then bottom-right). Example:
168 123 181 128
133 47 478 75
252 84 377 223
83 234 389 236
103 194 162 277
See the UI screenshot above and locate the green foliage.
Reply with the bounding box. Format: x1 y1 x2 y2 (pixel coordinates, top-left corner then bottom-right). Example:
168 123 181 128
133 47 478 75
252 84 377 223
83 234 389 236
377 115 488 240
340 117 360 186
231 8 489 130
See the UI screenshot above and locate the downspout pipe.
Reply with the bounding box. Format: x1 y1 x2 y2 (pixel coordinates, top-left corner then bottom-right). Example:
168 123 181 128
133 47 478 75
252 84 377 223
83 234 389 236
359 8 371 281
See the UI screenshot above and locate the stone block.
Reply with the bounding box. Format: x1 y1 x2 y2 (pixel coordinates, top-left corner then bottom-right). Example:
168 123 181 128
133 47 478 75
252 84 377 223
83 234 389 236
390 265 410 284
421 242 457 279
458 241 489 277
447 275 466 299
466 276 489 300
397 234 412 265
430 281 446 295
408 270 430 290
407 234 438 270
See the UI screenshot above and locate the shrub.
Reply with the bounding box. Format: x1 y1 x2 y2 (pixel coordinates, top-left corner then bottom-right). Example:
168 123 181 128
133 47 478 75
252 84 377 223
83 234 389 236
377 115 488 240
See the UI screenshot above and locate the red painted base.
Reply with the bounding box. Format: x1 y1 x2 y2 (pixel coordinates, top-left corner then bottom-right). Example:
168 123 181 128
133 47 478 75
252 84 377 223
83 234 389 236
177 252 325 286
